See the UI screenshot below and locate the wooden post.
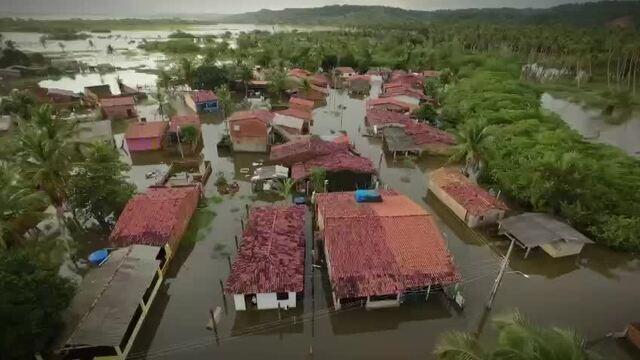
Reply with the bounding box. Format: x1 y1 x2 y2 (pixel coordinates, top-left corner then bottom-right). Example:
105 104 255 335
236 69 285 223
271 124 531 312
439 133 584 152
219 279 224 293
227 256 232 270
277 303 282 321
245 204 249 217
209 308 218 334
240 218 244 231
234 235 238 249
378 150 383 170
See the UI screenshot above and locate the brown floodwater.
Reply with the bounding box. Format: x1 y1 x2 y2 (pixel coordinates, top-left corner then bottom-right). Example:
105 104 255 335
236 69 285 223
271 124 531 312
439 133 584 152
121 86 640 359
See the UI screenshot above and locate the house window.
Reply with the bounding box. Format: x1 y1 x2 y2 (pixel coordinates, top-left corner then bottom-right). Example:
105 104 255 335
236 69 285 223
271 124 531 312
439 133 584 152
479 215 485 221
276 292 289 300
233 125 240 131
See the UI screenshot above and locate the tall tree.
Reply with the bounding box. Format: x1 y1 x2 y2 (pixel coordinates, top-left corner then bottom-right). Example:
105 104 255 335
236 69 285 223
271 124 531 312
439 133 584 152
449 118 491 182
180 57 194 88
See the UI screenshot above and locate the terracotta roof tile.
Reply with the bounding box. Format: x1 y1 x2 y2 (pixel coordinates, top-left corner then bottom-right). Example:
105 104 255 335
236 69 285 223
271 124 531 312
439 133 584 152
365 109 412 128
289 97 315 111
124 121 167 139
291 150 376 181
431 167 509 215
226 205 306 294
228 110 274 124
269 135 350 165
316 191 460 299
191 90 217 103
109 186 200 250
101 96 135 107
169 115 201 133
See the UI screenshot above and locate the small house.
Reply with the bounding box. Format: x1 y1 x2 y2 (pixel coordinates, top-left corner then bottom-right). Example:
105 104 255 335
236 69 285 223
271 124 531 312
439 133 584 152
0 115 12 132
309 73 330 88
226 205 306 311
168 115 201 144
382 122 455 157
389 72 424 90
428 167 509 228
110 185 201 259
84 84 113 106
34 87 82 108
185 90 218 113
381 85 427 106
251 165 289 192
124 121 168 152
348 75 371 94
228 110 274 153
367 98 417 113
100 96 137 120
316 190 460 310
499 213 594 258
289 97 315 113
272 113 306 141
334 66 356 79
298 84 329 102
118 81 147 101
365 109 411 134
57 245 166 360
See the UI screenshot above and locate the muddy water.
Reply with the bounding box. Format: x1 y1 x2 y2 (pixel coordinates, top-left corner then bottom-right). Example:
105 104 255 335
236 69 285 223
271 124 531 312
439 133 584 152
541 93 640 157
122 86 640 359
39 70 158 94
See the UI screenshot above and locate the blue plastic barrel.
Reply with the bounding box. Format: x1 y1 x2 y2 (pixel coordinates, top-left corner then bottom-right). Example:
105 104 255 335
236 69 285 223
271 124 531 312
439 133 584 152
88 249 109 265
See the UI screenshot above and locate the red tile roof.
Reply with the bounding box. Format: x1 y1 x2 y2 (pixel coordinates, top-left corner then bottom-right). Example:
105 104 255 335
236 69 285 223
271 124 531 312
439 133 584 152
225 205 306 294
100 96 135 107
430 168 508 215
403 122 455 146
316 191 460 299
228 110 274 124
367 98 417 112
276 108 313 122
124 121 168 139
348 75 371 83
288 68 311 79
269 135 351 166
291 150 376 181
309 73 329 87
169 115 201 133
191 90 217 103
289 97 315 111
109 185 201 250
382 86 427 100
365 109 412 128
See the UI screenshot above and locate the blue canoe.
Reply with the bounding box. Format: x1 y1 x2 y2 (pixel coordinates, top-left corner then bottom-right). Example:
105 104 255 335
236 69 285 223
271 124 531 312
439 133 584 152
88 249 110 266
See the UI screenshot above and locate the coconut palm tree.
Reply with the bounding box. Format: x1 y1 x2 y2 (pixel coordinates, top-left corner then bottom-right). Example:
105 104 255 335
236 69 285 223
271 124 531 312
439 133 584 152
238 64 253 99
106 44 114 55
180 57 194 88
267 68 286 103
0 165 49 249
435 311 594 360
301 78 312 98
39 35 47 48
0 89 36 121
449 118 491 182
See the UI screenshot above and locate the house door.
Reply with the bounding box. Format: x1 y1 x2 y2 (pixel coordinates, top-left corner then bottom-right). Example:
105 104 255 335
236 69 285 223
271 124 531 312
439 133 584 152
126 109 133 118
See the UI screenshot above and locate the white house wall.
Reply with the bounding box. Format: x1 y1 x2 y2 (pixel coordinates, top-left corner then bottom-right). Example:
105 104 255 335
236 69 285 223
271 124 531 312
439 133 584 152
233 294 246 311
256 292 297 310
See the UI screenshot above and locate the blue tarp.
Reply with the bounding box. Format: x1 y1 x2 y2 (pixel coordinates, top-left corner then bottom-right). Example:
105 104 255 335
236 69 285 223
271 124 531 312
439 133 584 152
355 189 382 203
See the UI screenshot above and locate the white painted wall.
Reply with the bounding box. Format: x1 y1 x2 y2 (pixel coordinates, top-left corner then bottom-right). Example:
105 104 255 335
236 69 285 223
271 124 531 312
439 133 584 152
233 294 246 311
256 292 297 310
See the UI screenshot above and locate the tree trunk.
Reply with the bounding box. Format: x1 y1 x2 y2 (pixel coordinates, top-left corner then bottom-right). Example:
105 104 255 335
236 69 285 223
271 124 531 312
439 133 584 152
607 48 613 90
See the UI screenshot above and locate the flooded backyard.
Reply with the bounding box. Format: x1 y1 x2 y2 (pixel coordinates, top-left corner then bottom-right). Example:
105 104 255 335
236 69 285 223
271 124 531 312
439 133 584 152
111 88 640 359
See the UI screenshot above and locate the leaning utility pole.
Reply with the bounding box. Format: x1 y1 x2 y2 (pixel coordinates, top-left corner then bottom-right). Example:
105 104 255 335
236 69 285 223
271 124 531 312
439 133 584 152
486 238 515 309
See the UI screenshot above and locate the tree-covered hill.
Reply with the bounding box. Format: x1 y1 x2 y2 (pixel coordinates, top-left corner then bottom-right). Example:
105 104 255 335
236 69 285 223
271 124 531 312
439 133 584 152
221 1 640 28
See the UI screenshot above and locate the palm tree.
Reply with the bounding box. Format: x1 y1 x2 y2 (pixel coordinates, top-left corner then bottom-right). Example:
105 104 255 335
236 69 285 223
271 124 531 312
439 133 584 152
449 118 491 182
180 57 194 89
57 42 65 52
155 89 168 120
106 44 114 55
0 165 49 249
215 84 235 120
39 35 47 48
267 68 286 103
301 78 312 99
239 64 253 99
435 311 593 360
0 89 36 121
15 105 78 212
157 69 172 92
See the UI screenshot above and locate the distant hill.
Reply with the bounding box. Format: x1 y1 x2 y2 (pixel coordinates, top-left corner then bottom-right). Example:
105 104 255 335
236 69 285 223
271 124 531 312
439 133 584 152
221 1 639 28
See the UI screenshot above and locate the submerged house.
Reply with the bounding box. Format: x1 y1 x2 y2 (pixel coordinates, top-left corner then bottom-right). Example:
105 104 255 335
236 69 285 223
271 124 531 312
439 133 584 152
228 110 274 153
269 136 376 192
383 122 455 157
389 72 424 90
33 87 82 109
73 120 114 144
316 191 460 310
365 109 411 134
348 75 371 94
100 96 137 120
226 205 306 311
381 85 428 106
84 84 113 106
168 114 201 145
272 113 307 142
367 98 417 113
428 167 509 228
334 66 356 79
58 245 166 360
185 90 218 113
499 213 594 258
124 121 168 152
110 185 201 258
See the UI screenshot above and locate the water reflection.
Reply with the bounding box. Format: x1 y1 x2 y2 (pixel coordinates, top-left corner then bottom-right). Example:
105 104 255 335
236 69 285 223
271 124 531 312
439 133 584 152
541 93 640 157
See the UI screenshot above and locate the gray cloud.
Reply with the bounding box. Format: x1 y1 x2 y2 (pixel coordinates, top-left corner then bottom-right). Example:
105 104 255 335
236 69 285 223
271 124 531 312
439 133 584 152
0 0 595 17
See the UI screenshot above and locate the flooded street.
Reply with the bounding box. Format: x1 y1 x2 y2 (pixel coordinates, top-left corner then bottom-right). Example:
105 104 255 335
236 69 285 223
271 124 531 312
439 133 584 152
541 93 640 157
124 87 640 359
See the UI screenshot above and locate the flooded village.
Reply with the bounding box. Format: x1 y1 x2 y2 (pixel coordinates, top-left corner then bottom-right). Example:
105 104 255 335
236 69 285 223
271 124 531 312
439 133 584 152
1 6 640 360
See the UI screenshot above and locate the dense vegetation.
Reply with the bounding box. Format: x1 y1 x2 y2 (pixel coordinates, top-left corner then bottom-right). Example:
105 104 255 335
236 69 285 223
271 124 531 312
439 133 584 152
223 2 640 28
435 311 593 359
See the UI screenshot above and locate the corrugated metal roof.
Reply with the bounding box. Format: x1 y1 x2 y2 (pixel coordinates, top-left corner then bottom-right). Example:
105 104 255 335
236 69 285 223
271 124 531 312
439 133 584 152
499 213 593 247
226 205 306 294
317 191 460 299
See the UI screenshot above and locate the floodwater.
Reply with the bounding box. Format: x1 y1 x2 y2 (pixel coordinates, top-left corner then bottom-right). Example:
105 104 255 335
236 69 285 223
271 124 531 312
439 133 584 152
119 86 640 359
38 70 158 94
541 93 640 157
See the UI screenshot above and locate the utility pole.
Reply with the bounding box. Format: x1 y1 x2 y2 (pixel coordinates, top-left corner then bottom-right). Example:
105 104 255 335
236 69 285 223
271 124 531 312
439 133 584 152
486 238 515 309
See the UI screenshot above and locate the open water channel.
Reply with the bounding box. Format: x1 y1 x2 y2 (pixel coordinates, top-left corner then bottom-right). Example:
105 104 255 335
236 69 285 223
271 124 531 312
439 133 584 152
2 28 640 359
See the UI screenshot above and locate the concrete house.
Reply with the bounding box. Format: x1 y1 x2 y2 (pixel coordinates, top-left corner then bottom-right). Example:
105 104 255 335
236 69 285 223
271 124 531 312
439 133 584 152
100 96 137 120
316 191 460 310
366 98 417 113
124 121 167 152
185 90 218 113
84 84 113 106
348 75 371 94
335 66 356 79
226 205 306 311
228 110 274 153
428 167 509 228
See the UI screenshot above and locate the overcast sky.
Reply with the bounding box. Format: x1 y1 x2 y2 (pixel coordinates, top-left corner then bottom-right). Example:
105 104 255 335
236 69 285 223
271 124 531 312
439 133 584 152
0 0 596 16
